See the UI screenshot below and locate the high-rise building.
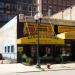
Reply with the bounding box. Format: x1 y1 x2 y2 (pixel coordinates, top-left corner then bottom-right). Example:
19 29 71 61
42 0 75 16
0 0 38 27
0 0 75 27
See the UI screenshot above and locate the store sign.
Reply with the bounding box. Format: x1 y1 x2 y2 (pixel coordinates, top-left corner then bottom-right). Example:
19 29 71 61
66 31 75 39
58 26 75 33
23 23 54 37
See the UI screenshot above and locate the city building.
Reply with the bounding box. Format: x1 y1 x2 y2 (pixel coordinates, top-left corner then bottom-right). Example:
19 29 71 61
0 13 75 63
0 0 37 27
0 16 17 59
41 0 75 16
0 0 75 27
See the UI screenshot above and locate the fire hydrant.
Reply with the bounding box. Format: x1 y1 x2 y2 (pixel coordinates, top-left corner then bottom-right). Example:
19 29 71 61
47 64 51 69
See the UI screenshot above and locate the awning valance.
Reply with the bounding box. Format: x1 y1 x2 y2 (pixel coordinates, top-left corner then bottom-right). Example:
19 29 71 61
17 37 64 44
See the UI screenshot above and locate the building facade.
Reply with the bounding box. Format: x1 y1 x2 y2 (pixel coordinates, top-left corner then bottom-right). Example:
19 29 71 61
17 15 75 63
0 16 17 59
0 15 75 63
0 0 75 27
0 0 37 27
42 0 75 16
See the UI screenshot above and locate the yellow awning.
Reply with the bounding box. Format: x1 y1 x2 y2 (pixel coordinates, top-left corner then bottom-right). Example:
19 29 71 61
57 31 75 39
17 37 64 44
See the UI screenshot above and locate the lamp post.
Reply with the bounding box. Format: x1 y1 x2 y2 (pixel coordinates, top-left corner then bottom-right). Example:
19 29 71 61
34 12 43 68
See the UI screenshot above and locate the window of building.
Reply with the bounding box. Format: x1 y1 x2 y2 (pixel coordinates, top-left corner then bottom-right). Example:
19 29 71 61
6 0 11 2
53 0 57 5
22 4 28 10
66 0 71 7
0 2 4 8
10 4 16 10
17 4 22 10
63 0 67 6
23 0 27 3
33 7 37 12
42 4 47 10
58 0 63 6
48 0 52 4
42 0 47 4
33 0 37 4
7 15 12 20
3 14 8 21
11 45 14 53
5 3 10 9
28 0 32 4
0 14 5 21
0 10 4 14
6 10 10 14
52 5 58 13
0 0 4 2
5 46 7 53
8 46 10 53
28 5 32 12
58 6 63 11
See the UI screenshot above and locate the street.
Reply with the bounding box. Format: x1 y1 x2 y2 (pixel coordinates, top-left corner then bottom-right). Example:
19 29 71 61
1 70 75 75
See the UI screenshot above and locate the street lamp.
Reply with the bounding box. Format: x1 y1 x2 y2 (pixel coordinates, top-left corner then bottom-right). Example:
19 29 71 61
34 12 43 68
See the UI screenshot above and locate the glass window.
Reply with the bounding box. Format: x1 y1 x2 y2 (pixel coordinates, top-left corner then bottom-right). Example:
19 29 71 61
28 5 32 12
10 4 16 10
0 15 4 21
7 15 12 20
17 4 22 10
11 46 14 53
42 4 47 10
63 0 67 6
53 0 57 5
22 4 28 10
69 0 73 5
5 3 10 9
58 0 63 5
66 0 71 6
0 2 4 8
42 0 47 4
6 11 10 14
2 14 8 21
5 46 7 53
58 6 63 11
28 0 32 4
0 10 4 14
52 5 58 13
48 0 52 4
33 0 37 4
23 0 27 3
33 7 37 12
8 46 10 53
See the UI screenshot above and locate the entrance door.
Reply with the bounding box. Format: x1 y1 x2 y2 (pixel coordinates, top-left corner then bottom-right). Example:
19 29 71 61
71 40 75 61
52 45 61 63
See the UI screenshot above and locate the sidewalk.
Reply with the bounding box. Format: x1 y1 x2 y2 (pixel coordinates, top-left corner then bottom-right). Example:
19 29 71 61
40 63 75 71
0 63 75 73
0 63 41 73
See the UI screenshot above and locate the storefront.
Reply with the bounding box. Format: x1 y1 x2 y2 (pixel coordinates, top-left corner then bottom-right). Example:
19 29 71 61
17 22 65 64
17 16 75 64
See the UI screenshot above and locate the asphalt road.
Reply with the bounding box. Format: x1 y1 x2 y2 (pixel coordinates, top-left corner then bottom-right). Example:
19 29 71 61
1 70 75 75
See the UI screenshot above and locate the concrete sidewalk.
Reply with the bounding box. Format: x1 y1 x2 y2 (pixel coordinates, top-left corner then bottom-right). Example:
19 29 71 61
40 63 75 71
0 63 41 73
0 63 75 73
